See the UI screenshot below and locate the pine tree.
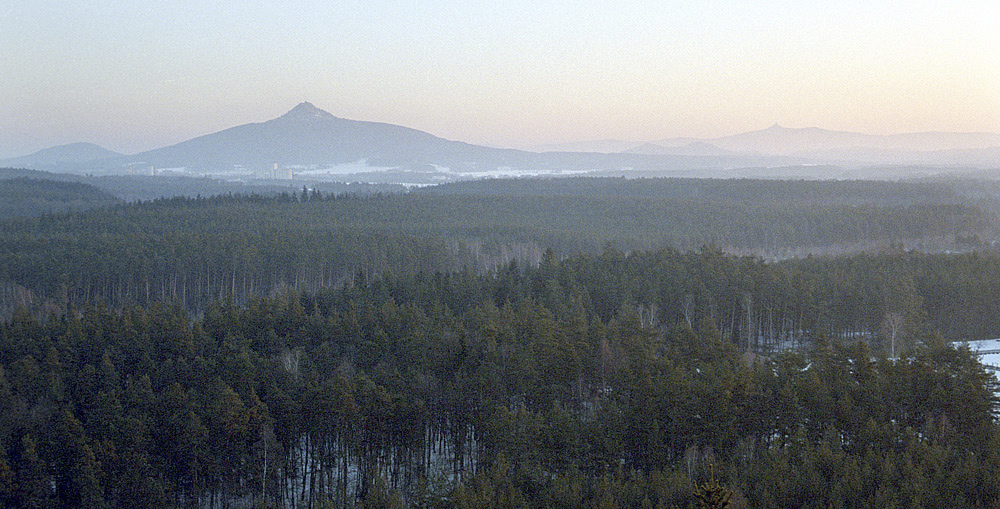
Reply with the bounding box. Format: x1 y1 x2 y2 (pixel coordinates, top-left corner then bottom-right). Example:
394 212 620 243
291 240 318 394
693 464 732 509
15 434 55 507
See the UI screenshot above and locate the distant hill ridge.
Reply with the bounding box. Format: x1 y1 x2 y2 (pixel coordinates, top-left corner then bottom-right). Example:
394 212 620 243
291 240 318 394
7 103 1000 175
127 101 516 171
0 142 122 167
694 124 1000 155
537 124 1000 158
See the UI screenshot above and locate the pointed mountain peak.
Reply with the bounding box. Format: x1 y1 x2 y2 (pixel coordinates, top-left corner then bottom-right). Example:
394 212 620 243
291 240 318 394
281 101 335 120
761 124 826 134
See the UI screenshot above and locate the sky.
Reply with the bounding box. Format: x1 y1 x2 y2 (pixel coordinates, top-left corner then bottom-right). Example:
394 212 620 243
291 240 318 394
2 1 999 158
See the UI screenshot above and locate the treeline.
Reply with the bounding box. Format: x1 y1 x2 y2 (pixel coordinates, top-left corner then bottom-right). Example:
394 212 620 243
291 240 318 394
9 221 1000 344
0 250 997 507
0 178 993 313
0 168 405 213
420 177 972 206
0 177 119 217
0 193 469 313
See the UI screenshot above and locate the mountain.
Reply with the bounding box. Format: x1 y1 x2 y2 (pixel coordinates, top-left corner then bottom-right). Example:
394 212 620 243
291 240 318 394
111 103 801 180
655 125 1000 159
10 104 795 181
16 104 998 183
0 142 122 168
127 102 525 172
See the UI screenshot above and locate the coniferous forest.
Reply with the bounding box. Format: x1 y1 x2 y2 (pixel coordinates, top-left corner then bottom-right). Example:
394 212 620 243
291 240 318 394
2 175 1000 507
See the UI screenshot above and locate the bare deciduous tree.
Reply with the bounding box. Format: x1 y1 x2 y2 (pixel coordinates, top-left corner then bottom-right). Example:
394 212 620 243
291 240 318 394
882 312 904 358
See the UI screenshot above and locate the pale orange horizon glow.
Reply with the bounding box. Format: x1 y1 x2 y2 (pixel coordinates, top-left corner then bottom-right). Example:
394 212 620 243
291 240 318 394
1 1 998 157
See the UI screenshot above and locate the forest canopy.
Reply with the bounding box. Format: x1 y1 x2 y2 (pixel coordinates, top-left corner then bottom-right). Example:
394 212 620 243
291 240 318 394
0 176 995 316
0 177 119 217
2 176 1000 507
0 254 997 507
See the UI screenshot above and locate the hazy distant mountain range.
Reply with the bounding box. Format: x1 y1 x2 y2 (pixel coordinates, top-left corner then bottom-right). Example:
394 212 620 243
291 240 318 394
133 102 518 171
538 124 1000 164
666 124 1000 155
0 142 123 168
4 103 999 182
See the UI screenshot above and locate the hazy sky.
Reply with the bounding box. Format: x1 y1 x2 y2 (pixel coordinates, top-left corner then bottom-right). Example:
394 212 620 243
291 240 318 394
2 1 999 157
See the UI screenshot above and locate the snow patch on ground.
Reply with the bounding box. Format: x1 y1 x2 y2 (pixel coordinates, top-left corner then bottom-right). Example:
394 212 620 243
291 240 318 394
956 339 1000 385
444 167 593 179
297 160 398 176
